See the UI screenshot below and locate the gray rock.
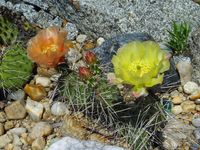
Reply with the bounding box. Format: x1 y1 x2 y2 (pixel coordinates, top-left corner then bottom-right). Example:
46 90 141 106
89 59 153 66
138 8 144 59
183 81 199 95
51 102 68 116
189 28 200 84
48 136 125 150
192 118 200 127
194 128 200 140
12 134 22 146
4 101 27 120
7 128 27 136
7 89 25 101
64 23 79 40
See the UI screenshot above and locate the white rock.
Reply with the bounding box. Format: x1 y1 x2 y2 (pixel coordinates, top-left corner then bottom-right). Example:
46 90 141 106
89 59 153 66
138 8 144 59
36 76 51 87
183 81 199 94
48 136 125 150
96 37 105 46
7 128 27 136
7 89 25 101
76 34 87 43
172 105 183 115
51 102 68 116
25 99 44 121
0 134 13 148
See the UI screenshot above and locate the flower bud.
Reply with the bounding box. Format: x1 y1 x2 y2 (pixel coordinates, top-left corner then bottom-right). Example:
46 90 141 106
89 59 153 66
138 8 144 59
84 51 97 64
78 67 92 80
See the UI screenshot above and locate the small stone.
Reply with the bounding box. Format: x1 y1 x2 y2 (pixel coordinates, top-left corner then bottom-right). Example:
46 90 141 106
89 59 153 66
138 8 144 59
66 48 82 64
4 101 26 120
12 146 21 150
25 99 44 121
176 58 192 85
0 111 7 123
181 101 196 113
35 76 51 87
51 102 67 116
192 117 200 127
30 122 52 139
189 90 200 100
183 81 199 95
196 105 200 111
31 137 46 150
76 34 87 43
172 105 183 115
0 134 13 148
37 67 58 77
194 128 200 140
8 128 27 136
97 37 105 46
24 84 47 101
50 74 62 82
0 123 4 136
4 143 14 150
7 89 25 101
171 95 184 104
195 99 200 104
83 41 95 50
4 121 14 130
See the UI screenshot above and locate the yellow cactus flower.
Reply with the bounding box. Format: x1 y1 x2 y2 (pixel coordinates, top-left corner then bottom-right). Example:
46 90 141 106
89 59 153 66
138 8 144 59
111 41 170 96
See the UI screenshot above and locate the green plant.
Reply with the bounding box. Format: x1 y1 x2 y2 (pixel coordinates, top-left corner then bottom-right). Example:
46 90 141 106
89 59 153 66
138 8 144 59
0 16 18 45
111 41 170 97
0 45 33 89
166 21 190 55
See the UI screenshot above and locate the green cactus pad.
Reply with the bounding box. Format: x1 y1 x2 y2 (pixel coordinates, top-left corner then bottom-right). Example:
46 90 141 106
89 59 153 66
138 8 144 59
0 45 33 89
0 16 18 45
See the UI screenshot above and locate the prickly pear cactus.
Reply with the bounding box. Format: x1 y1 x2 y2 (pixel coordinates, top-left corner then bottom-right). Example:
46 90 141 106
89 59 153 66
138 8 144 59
0 45 33 89
0 16 18 45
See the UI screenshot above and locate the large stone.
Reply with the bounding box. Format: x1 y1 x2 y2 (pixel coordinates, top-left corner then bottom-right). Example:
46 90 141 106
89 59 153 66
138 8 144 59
25 99 44 121
4 101 26 120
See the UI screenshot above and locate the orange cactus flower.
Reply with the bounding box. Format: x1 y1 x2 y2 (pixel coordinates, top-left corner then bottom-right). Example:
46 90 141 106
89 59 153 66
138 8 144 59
27 26 73 67
78 67 92 80
84 51 97 65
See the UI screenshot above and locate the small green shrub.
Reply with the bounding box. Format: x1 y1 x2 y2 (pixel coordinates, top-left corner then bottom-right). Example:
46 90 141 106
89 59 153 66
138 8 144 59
166 21 190 55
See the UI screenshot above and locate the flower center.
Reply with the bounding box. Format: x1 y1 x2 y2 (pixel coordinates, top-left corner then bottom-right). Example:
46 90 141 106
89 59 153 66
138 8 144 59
41 44 58 54
128 60 151 77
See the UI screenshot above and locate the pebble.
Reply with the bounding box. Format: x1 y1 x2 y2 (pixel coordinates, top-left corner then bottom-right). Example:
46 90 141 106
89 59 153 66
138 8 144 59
25 99 44 121
31 137 46 150
0 123 4 136
0 134 13 148
37 67 58 77
50 74 62 82
171 95 184 104
7 89 25 101
4 101 27 120
7 128 27 136
24 84 47 101
0 111 7 123
195 99 200 104
51 102 68 116
196 105 200 111
183 81 199 95
193 128 200 140
163 138 178 150
35 76 51 87
96 37 105 46
30 122 52 139
4 121 15 130
189 91 200 100
172 105 183 115
181 101 196 113
76 34 87 43
192 118 200 127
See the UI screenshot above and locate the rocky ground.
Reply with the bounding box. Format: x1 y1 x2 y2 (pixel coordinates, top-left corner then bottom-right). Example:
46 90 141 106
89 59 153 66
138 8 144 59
1 0 200 150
